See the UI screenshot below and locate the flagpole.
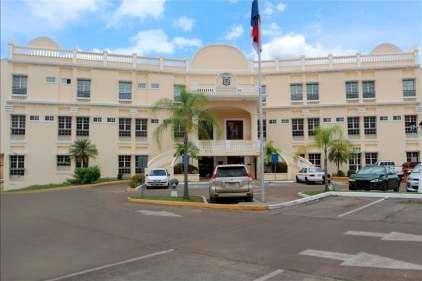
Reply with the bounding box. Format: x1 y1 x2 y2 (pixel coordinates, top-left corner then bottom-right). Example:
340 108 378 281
257 26 265 203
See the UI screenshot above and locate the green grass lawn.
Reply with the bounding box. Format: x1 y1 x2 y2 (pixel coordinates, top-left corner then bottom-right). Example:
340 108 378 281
6 178 121 192
302 190 326 196
130 194 203 203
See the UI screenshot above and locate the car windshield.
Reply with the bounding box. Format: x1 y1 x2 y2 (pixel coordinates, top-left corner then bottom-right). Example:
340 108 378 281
150 170 166 176
216 166 248 177
309 167 323 173
358 166 385 175
412 165 422 174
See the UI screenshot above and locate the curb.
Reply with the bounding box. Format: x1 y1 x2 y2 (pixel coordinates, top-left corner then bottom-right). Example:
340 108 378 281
128 197 268 211
331 176 349 182
268 191 422 209
4 180 130 194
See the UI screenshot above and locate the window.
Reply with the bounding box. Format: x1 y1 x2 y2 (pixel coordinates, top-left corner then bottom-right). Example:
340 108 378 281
45 115 54 121
151 83 160 89
307 118 320 136
12 74 27 95
393 115 401 121
345 81 359 99
118 155 131 175
261 85 267 104
57 155 71 167
308 153 321 167
76 117 89 136
363 116 376 135
138 82 146 89
174 84 185 100
62 78 71 85
9 155 24 175
269 119 277 124
75 159 88 168
93 117 102 123
403 79 416 97
174 123 185 138
347 117 360 135
11 115 25 135
281 119 289 124
46 76 56 83
151 119 159 124
405 115 417 134
257 119 267 139
30 115 39 121
365 152 378 165
290 83 303 101
406 151 420 162
119 81 132 100
349 153 362 173
362 80 375 98
306 83 319 101
336 117 344 122
58 116 72 136
107 117 116 123
77 79 91 98
199 120 213 140
119 118 131 137
292 118 304 137
323 118 331 123
135 155 148 173
380 116 388 121
135 118 148 137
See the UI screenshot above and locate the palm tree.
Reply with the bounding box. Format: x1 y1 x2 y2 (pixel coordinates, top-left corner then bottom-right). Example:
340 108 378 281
152 90 218 199
313 125 343 190
264 141 280 172
174 142 200 161
69 139 98 168
328 139 353 175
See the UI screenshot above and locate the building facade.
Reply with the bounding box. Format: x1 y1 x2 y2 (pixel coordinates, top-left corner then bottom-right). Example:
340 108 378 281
1 37 421 190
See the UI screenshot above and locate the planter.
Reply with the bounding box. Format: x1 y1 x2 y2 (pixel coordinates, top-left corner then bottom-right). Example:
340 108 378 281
173 174 200 182
264 173 288 181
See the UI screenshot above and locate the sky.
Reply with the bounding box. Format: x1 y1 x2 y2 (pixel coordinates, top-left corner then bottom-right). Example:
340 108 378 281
1 0 421 60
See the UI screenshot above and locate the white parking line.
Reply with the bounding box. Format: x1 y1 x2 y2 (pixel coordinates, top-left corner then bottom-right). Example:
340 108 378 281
338 197 386 217
43 249 174 281
253 269 284 281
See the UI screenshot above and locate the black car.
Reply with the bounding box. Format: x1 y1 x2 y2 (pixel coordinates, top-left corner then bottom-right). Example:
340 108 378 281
349 165 400 192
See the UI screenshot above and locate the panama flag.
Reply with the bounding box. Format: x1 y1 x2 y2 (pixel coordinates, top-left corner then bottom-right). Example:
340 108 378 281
250 0 261 53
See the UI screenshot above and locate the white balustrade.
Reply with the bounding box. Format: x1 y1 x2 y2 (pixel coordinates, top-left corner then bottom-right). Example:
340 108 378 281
196 140 259 156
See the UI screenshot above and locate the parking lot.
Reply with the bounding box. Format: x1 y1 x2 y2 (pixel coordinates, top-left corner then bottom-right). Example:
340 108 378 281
2 183 422 281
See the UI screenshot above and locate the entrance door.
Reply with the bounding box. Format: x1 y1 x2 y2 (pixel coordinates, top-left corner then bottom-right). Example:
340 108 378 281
227 156 244 165
198 157 214 178
226 120 243 140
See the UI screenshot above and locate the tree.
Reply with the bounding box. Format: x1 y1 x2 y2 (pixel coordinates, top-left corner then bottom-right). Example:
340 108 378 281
152 90 218 199
313 125 343 191
328 139 353 175
69 139 98 168
174 142 200 162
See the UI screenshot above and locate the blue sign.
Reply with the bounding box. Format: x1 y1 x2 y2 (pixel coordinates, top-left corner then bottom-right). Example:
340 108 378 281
183 155 189 165
271 153 279 164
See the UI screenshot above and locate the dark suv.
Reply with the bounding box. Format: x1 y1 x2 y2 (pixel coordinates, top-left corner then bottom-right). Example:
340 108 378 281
349 165 400 192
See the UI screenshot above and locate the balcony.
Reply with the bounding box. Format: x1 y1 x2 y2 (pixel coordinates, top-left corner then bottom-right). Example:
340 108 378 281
193 84 258 100
195 140 259 156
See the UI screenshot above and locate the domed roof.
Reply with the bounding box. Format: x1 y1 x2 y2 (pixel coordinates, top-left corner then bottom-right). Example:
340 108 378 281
370 43 402 54
27 37 61 49
190 44 249 71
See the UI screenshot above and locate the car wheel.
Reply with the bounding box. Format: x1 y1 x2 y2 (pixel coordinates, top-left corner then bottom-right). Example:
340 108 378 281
305 177 309 184
296 176 300 183
245 195 253 202
382 182 388 192
394 181 400 192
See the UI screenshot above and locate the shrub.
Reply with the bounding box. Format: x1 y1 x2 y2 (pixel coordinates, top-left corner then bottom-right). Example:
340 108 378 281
264 162 288 173
336 170 345 177
74 166 101 184
173 163 199 174
129 173 145 188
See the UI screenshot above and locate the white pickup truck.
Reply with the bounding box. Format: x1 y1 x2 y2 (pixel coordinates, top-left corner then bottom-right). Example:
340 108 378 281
376 161 404 179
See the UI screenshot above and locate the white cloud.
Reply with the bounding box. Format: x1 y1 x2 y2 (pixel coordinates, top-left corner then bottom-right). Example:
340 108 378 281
25 0 106 27
224 25 244 40
262 22 281 37
109 0 165 27
174 16 195 32
262 1 287 16
260 33 356 59
112 29 201 55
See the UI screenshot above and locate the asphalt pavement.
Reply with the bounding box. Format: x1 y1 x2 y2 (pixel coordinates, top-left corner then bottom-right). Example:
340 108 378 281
1 183 422 281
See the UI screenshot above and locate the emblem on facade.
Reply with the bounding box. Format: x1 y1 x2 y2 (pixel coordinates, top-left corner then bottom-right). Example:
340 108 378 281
221 73 232 87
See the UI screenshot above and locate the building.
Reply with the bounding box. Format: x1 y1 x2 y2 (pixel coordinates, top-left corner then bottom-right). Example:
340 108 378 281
1 37 421 190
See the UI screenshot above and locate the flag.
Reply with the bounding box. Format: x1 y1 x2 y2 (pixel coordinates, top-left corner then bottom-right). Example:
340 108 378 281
250 0 261 53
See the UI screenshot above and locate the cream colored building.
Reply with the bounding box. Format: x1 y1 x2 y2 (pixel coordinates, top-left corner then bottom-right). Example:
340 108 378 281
1 37 421 190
